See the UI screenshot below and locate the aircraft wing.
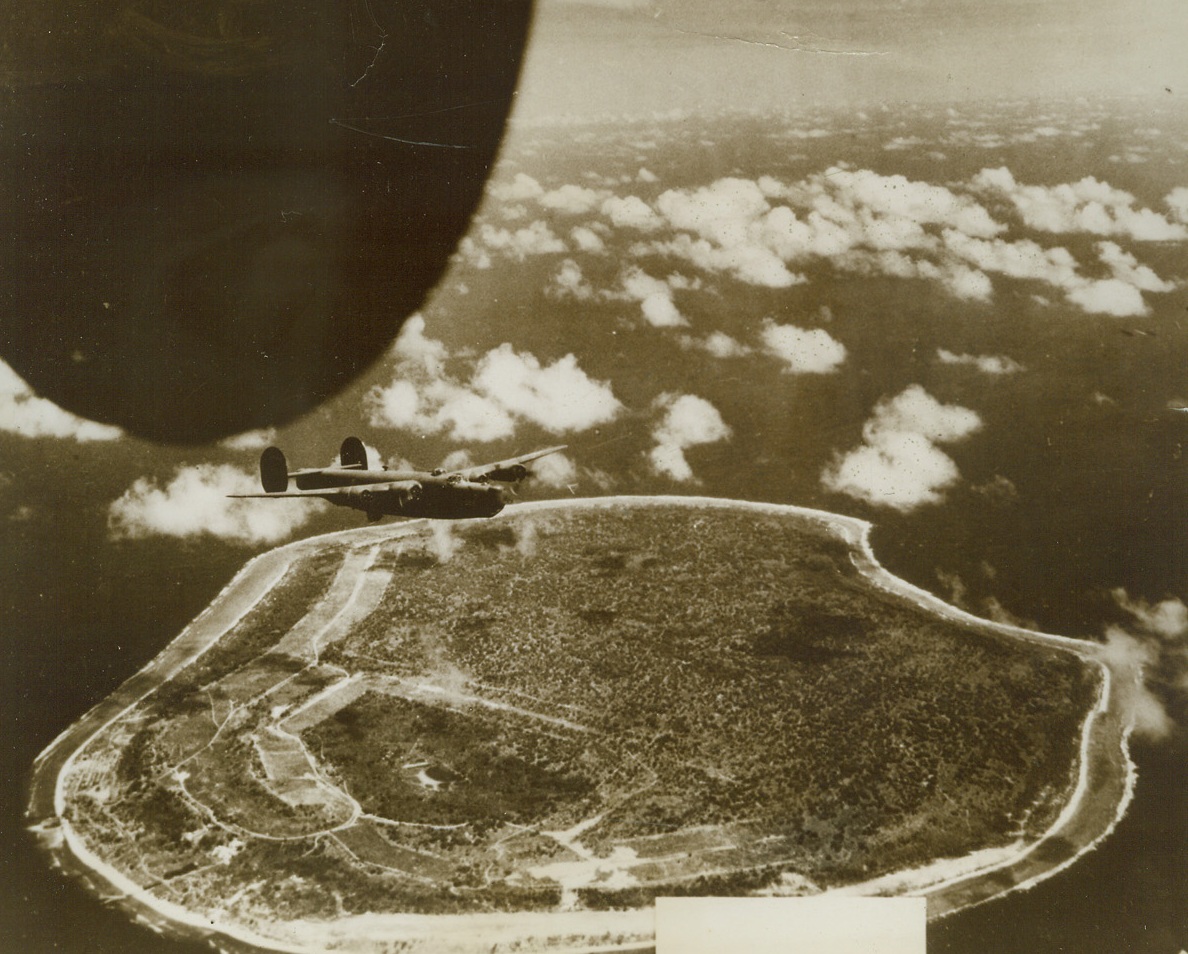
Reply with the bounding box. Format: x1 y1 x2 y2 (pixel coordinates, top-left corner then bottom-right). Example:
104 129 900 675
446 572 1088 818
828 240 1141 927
228 480 422 500
455 445 568 482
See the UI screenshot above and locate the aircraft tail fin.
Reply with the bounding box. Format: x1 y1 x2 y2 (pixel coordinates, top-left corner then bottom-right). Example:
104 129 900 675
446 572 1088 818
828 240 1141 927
260 446 289 493
340 436 368 470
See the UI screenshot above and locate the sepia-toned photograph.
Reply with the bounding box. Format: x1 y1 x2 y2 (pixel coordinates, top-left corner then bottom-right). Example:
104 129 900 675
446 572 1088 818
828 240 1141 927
2 1 1185 952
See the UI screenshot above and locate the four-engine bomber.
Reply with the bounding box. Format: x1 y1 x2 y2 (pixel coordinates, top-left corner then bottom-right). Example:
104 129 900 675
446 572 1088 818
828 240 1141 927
230 437 566 521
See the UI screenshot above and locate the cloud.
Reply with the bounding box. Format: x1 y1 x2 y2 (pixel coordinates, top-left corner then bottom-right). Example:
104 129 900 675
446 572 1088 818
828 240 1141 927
1166 186 1188 224
972 167 1188 241
941 229 1081 287
427 522 463 563
472 346 624 433
489 172 545 203
220 428 279 451
476 220 567 260
970 474 1019 506
680 331 753 358
621 267 688 327
763 166 1003 257
656 177 772 248
1065 279 1150 317
650 232 805 288
370 377 515 443
628 168 1008 295
814 167 1004 240
390 312 449 373
1113 589 1188 641
529 451 578 488
1101 589 1188 741
822 385 982 512
941 229 1164 316
109 464 324 545
548 259 599 300
570 226 607 253
0 360 123 442
480 162 1180 321
759 320 847 374
936 349 1024 375
540 184 605 215
644 178 807 287
647 393 732 482
600 194 664 231
547 260 698 327
1096 241 1175 293
368 317 622 442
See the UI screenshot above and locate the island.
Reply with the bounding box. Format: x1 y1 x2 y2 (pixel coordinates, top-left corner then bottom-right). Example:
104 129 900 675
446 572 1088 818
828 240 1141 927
27 497 1140 954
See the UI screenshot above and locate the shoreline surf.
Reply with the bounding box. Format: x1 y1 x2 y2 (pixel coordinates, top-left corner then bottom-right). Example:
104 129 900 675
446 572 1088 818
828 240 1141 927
26 495 1139 953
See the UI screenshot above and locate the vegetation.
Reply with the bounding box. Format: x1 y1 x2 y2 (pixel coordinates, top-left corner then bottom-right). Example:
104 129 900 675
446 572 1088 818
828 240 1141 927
172 546 345 691
305 693 595 830
66 501 1100 921
316 504 1095 892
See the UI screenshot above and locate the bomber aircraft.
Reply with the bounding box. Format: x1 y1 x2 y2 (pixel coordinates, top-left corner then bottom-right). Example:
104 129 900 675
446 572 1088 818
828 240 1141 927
229 437 567 521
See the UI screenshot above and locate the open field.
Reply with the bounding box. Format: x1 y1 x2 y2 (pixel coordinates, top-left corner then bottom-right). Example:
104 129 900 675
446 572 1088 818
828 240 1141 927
27 497 1135 954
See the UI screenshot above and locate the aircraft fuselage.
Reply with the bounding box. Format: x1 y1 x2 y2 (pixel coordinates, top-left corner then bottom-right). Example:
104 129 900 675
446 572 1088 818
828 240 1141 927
294 468 505 519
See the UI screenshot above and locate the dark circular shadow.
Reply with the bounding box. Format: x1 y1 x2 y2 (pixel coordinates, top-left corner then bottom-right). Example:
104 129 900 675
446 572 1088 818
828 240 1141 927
0 0 533 443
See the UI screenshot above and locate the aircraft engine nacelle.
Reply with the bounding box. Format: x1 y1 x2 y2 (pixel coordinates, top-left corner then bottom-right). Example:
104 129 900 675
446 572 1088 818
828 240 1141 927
339 480 422 505
483 463 529 482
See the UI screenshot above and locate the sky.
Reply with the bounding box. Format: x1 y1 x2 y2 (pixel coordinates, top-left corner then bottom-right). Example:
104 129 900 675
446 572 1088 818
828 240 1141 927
512 0 1188 120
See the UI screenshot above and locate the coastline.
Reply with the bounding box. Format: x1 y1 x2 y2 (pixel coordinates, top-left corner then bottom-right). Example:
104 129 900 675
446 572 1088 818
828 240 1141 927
26 495 1139 952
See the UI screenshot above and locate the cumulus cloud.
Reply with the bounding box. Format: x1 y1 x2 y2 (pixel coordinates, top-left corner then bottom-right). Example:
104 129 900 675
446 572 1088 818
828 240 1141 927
472 346 623 433
822 385 982 512
810 167 1004 239
1065 279 1150 318
570 226 607 253
109 464 324 544
476 220 566 260
1101 587 1188 741
540 183 605 215
600 194 663 231
941 229 1166 316
621 267 688 327
942 229 1081 287
680 331 753 358
490 172 545 203
1096 241 1175 293
760 320 847 374
1114 589 1188 641
972 167 1188 241
0 360 123 442
530 451 578 489
1166 186 1188 224
547 259 698 327
626 167 1010 295
480 162 1180 320
657 177 771 248
936 349 1024 375
645 231 805 288
367 317 622 442
647 393 732 482
220 428 278 451
547 259 599 301
642 178 806 287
